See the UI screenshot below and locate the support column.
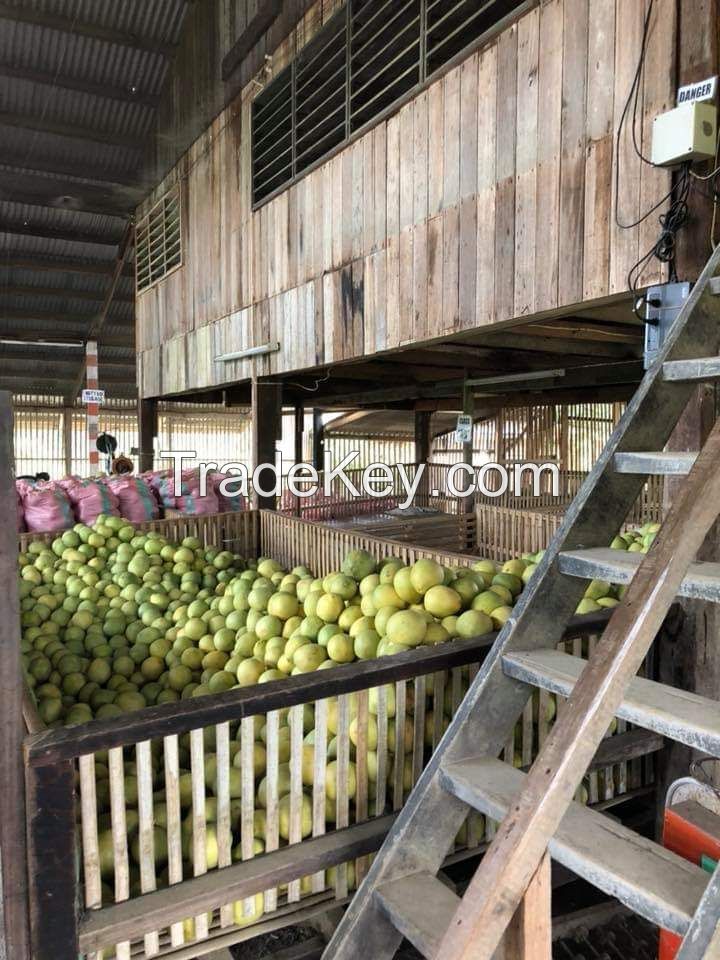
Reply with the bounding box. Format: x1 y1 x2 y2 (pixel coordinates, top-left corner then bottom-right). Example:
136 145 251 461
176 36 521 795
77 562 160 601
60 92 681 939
461 381 476 551
138 399 158 473
312 408 324 472
252 380 283 511
0 392 31 959
414 408 432 506
294 404 305 517
85 340 100 474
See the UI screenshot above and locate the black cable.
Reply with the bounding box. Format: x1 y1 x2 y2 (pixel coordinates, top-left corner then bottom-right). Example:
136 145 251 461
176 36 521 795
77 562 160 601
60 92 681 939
614 0 657 230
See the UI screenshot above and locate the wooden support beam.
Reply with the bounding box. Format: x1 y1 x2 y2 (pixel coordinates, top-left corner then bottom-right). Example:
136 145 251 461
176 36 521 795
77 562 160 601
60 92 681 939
0 168 141 218
221 0 284 79
312 409 325 471
294 403 305 517
138 399 158 473
0 366 134 386
25 760 78 960
414 408 432 505
0 3 176 57
0 349 134 369
251 380 282 510
503 854 552 960
0 254 134 278
0 111 146 151
0 393 31 959
0 217 122 246
458 332 639 359
0 61 160 108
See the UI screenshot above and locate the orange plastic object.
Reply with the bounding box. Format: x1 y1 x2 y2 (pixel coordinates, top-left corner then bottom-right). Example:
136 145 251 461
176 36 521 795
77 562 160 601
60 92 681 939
659 798 720 959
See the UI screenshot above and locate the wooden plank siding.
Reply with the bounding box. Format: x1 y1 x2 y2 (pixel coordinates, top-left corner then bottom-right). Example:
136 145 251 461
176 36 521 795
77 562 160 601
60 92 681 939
136 0 680 399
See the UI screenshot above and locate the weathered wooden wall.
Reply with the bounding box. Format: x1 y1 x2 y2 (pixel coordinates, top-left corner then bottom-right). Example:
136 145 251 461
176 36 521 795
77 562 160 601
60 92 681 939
137 0 682 399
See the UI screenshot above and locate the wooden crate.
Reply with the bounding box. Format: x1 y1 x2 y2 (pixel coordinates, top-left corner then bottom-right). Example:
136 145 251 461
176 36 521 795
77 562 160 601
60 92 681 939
21 511 656 960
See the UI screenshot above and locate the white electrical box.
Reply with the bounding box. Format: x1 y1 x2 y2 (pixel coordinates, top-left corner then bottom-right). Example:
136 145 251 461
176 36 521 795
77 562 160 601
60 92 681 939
651 101 717 167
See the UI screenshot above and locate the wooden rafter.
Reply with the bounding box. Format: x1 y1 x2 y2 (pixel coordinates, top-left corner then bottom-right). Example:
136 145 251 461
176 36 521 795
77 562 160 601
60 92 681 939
0 2 176 57
0 329 133 348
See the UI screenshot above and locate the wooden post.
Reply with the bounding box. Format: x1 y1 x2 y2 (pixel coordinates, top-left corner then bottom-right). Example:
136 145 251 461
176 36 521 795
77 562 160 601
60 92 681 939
25 760 78 960
461 381 476 549
312 409 325 472
0 392 31 959
294 403 305 516
252 379 282 510
414 409 431 507
503 853 552 960
62 405 73 476
138 398 158 473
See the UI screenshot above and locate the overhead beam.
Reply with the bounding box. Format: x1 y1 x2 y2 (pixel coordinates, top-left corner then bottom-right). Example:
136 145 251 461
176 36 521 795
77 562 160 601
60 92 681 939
0 329 132 348
453 333 639 359
0 350 134 369
0 62 160 108
0 366 134 385
0 217 122 247
0 148 140 188
0 255 134 279
1 283 133 304
0 169 142 217
0 3 176 57
222 0 284 79
0 309 134 329
0 111 146 151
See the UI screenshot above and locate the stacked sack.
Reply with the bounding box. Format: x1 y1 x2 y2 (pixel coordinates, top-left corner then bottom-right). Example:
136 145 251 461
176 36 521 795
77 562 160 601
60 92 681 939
147 468 220 516
59 477 120 526
104 475 160 524
207 469 247 513
17 480 74 534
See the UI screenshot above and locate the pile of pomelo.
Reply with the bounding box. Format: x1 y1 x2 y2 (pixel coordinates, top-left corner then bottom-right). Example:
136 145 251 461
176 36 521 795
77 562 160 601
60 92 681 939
17 517 636 921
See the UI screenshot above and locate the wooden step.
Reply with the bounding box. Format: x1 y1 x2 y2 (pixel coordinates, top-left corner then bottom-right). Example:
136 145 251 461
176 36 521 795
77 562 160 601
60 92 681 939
614 451 697 475
502 648 720 756
375 871 460 958
439 758 708 937
558 547 720 603
663 357 720 383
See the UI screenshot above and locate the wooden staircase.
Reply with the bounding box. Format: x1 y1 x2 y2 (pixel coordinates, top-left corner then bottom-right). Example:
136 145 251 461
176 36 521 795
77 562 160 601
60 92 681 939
324 246 720 960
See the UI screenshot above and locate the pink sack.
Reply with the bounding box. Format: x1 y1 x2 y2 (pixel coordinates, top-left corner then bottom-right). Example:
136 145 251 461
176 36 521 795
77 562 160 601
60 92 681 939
105 475 160 524
207 471 246 513
20 481 74 533
64 479 120 525
171 490 220 516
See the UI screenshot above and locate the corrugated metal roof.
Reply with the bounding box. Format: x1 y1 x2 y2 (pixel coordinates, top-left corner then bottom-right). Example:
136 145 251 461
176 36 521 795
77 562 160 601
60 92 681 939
0 0 190 398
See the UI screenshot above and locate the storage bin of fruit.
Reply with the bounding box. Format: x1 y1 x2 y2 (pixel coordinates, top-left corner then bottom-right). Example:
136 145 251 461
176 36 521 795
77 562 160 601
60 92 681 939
19 510 656 960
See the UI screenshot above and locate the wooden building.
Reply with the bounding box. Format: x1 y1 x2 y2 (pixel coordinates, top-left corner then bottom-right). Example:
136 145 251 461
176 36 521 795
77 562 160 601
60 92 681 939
134 0 715 435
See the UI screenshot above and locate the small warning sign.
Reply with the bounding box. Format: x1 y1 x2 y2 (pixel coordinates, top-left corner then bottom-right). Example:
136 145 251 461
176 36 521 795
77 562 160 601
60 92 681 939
82 389 105 404
456 414 473 444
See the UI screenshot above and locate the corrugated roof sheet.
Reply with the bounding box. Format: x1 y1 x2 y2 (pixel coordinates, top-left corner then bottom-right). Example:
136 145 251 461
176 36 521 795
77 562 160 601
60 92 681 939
0 0 190 397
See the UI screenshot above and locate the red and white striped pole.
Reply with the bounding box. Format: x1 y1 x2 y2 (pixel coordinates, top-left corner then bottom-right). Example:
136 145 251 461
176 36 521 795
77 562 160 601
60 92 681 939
86 340 100 474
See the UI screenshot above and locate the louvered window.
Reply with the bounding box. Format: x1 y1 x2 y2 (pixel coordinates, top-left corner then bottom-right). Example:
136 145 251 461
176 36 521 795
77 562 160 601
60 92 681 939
136 185 182 293
251 0 527 205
